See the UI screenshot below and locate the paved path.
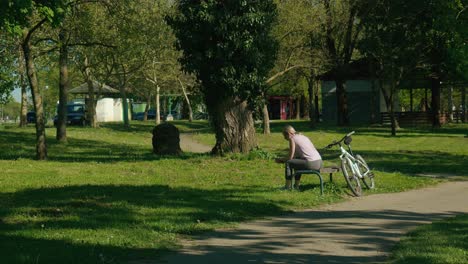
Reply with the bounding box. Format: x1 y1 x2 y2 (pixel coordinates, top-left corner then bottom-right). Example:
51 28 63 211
179 133 211 153
161 181 468 264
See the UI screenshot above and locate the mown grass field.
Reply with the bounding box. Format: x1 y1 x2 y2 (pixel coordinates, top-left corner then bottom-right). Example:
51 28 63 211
387 214 468 264
0 120 466 263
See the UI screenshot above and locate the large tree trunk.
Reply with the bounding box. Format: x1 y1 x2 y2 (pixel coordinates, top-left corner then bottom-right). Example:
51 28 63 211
210 100 257 155
295 98 300 119
314 78 320 121
19 46 28 127
307 77 316 127
380 80 399 136
178 78 193 122
448 86 453 122
120 87 130 128
155 85 161 125
84 57 97 128
431 75 441 128
143 96 150 121
56 31 69 142
262 103 270 134
335 79 349 126
22 32 47 160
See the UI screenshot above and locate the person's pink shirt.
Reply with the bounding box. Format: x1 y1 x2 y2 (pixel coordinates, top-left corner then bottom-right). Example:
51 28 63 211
292 134 322 161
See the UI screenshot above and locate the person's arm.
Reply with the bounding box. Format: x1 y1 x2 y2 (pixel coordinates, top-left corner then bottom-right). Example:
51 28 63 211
275 138 295 163
288 137 295 160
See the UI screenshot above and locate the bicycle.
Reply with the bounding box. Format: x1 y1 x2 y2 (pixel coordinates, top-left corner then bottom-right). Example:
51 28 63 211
325 131 375 196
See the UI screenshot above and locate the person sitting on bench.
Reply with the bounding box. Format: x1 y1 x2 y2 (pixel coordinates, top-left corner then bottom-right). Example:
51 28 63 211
275 125 323 190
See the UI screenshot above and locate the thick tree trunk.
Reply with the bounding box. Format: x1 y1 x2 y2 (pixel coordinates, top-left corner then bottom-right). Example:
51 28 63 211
314 79 320 121
84 57 97 128
86 79 97 128
262 103 270 134
19 46 28 127
56 32 68 142
448 87 453 122
120 87 130 128
210 100 257 155
335 79 349 126
431 76 441 128
295 98 300 119
20 77 28 127
178 78 193 122
22 34 47 160
143 97 150 121
155 86 161 125
380 80 399 136
307 77 316 127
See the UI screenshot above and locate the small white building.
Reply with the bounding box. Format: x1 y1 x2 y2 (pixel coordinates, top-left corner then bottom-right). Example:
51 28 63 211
69 81 129 123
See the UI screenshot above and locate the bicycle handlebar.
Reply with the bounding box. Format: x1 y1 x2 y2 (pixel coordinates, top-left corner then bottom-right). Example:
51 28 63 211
324 131 356 149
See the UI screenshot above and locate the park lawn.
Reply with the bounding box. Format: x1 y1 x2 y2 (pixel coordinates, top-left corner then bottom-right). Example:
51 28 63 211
0 121 466 263
387 214 468 264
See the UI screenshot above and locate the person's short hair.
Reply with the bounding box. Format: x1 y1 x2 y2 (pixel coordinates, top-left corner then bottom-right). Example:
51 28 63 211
282 125 296 136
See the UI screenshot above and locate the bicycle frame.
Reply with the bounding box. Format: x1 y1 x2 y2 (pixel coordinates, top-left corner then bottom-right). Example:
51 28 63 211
339 145 370 179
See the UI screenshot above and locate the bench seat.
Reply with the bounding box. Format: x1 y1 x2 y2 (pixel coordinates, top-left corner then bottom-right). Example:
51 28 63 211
294 166 340 195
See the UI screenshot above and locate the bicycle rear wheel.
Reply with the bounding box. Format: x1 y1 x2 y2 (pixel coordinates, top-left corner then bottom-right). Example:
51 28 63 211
356 154 375 189
341 158 362 196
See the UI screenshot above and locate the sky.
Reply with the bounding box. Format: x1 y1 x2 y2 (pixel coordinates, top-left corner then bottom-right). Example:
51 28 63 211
12 88 21 102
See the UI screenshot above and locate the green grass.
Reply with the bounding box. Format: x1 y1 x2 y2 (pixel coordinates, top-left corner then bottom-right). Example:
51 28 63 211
387 214 468 264
0 120 467 263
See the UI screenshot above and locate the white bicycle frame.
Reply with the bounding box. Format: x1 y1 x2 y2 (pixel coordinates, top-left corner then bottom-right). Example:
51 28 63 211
339 146 371 179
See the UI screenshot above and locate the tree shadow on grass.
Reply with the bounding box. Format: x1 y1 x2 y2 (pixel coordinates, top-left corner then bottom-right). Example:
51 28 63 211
0 130 210 162
0 184 286 264
99 121 213 134
353 149 468 176
267 121 468 138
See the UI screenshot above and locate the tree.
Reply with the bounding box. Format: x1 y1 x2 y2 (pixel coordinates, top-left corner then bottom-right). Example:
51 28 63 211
168 0 278 154
421 0 467 127
318 0 374 126
1 1 70 159
0 36 15 105
359 0 426 136
261 0 314 134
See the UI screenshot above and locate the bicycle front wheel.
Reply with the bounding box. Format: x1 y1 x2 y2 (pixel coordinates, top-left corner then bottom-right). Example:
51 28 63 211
356 154 375 189
341 158 362 196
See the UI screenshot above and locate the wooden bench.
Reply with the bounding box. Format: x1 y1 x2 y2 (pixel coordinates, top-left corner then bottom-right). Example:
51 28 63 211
294 166 340 195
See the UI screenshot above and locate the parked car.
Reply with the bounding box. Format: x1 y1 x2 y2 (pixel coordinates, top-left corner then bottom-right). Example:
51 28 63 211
134 110 170 121
26 111 36 123
53 103 87 126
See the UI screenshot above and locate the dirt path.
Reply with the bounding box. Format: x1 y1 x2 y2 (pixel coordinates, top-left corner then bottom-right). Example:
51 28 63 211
161 181 468 264
179 133 211 153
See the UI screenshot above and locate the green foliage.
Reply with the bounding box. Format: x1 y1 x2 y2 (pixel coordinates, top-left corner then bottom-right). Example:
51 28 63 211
0 100 21 119
0 36 16 104
0 0 69 32
167 0 279 109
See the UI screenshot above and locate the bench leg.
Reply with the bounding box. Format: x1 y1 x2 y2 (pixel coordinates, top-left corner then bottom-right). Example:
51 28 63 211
318 173 324 195
311 172 324 195
329 173 333 183
295 172 324 195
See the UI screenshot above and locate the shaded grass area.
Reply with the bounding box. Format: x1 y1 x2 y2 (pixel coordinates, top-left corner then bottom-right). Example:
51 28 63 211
0 120 466 263
387 214 468 264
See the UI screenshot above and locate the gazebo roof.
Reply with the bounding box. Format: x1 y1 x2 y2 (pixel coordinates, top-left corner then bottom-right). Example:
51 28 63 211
70 81 120 94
